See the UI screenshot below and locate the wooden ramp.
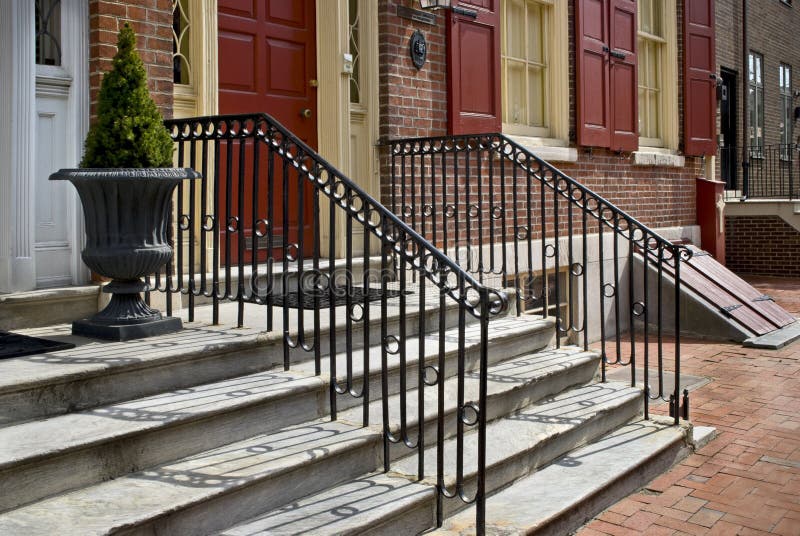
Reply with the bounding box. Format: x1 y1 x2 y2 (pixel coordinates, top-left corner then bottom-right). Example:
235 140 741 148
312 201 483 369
652 245 795 337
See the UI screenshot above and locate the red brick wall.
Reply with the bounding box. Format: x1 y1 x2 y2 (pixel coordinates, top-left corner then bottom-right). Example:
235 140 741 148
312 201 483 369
378 1 701 232
725 215 800 277
378 0 448 141
559 151 701 229
89 0 174 121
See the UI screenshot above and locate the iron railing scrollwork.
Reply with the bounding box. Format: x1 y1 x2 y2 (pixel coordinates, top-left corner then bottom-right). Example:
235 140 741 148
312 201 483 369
154 113 506 534
387 133 692 425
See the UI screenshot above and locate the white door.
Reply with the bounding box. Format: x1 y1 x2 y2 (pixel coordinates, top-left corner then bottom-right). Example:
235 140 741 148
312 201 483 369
33 0 88 288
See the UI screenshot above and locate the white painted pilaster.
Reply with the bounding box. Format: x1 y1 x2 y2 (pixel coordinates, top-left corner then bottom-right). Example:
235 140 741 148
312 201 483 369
62 0 90 285
1 0 37 292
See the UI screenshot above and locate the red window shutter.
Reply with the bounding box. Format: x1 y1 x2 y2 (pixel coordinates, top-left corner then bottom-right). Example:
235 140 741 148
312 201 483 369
446 0 501 134
684 0 717 156
576 0 611 148
608 0 638 152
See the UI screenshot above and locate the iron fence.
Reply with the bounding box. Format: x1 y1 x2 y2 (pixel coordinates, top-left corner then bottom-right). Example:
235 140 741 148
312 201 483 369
154 113 506 534
387 134 690 424
720 143 799 200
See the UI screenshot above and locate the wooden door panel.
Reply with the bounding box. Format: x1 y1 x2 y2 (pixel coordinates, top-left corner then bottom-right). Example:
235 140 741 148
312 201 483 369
218 0 317 261
218 31 257 92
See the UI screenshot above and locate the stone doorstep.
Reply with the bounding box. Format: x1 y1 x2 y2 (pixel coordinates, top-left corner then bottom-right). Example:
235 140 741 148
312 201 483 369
0 316 554 512
0 285 101 331
434 417 693 536
219 381 644 536
0 350 609 535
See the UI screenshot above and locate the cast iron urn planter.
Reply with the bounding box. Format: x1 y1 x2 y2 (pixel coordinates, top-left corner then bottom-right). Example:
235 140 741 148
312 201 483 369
50 168 200 341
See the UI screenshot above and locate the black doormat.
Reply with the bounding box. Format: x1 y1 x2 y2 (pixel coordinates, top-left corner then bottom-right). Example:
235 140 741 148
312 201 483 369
0 331 76 359
271 287 407 310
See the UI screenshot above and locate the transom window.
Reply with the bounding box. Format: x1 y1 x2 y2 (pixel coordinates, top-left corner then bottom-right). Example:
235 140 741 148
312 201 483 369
638 0 665 147
501 0 550 137
748 52 765 149
35 0 62 66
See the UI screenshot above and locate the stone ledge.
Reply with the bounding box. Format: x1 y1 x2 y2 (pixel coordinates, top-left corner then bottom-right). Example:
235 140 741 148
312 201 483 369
506 135 578 163
632 150 686 167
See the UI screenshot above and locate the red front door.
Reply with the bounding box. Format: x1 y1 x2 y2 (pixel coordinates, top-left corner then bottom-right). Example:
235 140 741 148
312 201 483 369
218 0 317 260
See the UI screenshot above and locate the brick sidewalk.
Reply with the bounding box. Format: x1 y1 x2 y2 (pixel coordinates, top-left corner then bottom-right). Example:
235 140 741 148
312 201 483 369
577 278 800 536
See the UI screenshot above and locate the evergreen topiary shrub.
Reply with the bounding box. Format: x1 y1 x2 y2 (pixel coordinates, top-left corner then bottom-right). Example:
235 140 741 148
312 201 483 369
81 24 174 168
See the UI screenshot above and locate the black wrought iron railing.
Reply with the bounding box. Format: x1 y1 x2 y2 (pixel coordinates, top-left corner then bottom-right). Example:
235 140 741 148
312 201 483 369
153 113 507 533
720 143 799 200
387 134 691 424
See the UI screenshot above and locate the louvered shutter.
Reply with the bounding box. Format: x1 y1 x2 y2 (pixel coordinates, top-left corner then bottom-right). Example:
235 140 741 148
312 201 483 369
684 0 717 155
447 0 501 134
576 0 612 148
608 0 638 151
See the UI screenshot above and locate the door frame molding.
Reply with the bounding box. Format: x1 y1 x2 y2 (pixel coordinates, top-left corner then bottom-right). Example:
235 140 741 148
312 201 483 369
0 0 88 292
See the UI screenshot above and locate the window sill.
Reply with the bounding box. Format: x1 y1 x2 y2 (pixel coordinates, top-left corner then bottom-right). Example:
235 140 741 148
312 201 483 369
506 135 578 163
632 149 685 167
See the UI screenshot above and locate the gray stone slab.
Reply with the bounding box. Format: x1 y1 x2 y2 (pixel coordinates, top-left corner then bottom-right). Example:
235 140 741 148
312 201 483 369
743 320 800 349
435 419 690 536
390 381 642 517
218 473 436 536
0 419 381 536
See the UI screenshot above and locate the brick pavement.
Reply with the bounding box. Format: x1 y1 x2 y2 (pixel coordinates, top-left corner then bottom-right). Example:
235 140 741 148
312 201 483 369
576 277 800 535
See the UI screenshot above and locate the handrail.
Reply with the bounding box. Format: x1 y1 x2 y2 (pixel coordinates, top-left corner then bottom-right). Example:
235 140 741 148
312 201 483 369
165 114 507 318
389 133 692 263
156 113 504 535
387 132 691 424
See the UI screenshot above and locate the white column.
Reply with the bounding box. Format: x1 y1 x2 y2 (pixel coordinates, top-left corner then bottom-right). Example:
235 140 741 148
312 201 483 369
62 0 90 285
0 0 37 292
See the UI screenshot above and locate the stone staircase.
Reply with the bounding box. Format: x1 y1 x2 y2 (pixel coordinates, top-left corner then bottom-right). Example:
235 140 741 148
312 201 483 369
0 285 699 536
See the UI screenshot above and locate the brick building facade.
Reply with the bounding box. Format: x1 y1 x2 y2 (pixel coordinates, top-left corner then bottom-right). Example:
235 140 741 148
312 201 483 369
2 0 718 293
716 0 800 277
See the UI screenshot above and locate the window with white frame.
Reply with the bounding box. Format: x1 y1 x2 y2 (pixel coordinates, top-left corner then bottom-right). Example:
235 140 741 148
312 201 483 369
780 63 793 152
749 52 765 150
500 0 567 144
637 0 680 149
501 0 549 137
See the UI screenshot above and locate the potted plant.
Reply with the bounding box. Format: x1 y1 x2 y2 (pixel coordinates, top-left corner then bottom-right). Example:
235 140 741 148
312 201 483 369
50 24 199 341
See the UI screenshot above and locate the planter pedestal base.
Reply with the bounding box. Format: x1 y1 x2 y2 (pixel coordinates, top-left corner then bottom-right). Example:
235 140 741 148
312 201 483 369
73 316 182 342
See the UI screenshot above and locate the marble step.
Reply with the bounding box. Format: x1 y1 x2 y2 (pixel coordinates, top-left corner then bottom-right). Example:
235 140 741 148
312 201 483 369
0 316 551 512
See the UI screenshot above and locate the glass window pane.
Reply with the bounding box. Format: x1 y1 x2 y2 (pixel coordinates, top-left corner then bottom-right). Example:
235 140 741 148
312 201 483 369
36 0 62 66
528 66 544 126
507 62 526 124
501 0 549 131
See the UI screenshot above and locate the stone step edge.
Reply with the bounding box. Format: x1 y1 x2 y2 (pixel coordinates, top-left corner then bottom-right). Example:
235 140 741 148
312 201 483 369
435 417 693 536
0 290 490 398
390 382 643 503
0 317 553 515
0 419 384 536
0 319 552 472
216 381 643 536
337 347 600 440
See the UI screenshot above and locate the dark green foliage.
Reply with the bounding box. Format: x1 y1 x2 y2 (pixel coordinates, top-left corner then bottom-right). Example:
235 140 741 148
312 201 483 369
81 24 173 168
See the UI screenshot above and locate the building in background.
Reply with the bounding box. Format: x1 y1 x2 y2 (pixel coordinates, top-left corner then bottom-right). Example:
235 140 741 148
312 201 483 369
716 0 800 277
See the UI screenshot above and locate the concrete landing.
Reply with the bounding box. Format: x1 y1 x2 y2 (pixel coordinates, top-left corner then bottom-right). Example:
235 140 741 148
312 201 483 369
743 319 800 349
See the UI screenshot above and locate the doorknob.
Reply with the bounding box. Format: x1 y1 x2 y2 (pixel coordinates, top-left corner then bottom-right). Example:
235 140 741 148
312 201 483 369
300 108 312 119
